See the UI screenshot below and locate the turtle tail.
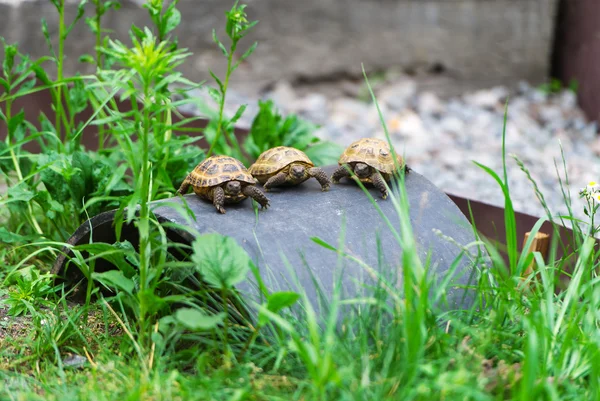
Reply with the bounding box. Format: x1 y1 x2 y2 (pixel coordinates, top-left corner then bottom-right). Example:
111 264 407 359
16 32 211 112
177 176 191 195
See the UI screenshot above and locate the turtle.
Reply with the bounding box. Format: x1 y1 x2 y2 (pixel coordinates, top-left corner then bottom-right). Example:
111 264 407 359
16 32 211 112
248 146 331 191
331 138 409 199
177 155 270 214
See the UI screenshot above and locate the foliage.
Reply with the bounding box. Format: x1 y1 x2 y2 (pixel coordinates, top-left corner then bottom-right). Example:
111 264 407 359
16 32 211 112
244 99 343 166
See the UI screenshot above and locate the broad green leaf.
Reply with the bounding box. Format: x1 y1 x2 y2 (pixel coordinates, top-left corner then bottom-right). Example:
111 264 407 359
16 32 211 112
175 308 225 331
68 77 89 114
39 153 74 204
192 233 250 289
33 190 65 220
74 243 137 278
92 270 135 295
0 227 36 244
7 183 35 203
258 291 300 326
304 141 344 166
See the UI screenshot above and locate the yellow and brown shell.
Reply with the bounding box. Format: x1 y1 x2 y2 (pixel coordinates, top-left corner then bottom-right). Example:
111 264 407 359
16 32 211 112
338 138 405 174
249 146 314 183
187 155 255 198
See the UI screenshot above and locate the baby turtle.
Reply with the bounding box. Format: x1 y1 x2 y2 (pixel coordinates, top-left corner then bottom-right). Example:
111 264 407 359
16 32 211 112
249 146 330 191
177 155 270 214
331 138 408 199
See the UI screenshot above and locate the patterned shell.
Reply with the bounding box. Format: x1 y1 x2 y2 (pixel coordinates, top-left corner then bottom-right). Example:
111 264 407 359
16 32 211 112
249 146 314 176
338 138 404 174
188 155 255 188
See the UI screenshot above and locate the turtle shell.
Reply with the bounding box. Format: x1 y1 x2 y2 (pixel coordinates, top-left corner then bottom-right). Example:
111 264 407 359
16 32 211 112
249 146 314 178
338 138 404 174
187 155 255 190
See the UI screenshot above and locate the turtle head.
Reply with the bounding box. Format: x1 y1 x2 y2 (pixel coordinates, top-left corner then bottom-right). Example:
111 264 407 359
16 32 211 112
290 164 306 180
354 162 371 179
224 180 242 196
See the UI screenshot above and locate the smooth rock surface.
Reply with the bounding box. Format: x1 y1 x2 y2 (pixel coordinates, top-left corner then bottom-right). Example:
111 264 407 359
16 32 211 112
53 166 479 315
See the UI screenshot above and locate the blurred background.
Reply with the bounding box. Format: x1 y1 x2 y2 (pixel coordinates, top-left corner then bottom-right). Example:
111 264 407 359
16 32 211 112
0 0 598 218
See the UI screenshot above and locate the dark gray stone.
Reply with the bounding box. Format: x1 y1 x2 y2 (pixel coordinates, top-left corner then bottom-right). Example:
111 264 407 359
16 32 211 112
53 166 480 317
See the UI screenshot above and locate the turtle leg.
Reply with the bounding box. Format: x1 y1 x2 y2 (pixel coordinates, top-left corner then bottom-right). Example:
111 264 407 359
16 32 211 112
212 186 226 214
308 167 331 191
177 176 191 195
371 172 388 200
264 172 288 191
242 185 270 210
331 164 351 184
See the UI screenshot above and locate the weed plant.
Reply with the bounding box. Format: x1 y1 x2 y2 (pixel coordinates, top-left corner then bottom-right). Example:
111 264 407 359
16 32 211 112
1 1 600 400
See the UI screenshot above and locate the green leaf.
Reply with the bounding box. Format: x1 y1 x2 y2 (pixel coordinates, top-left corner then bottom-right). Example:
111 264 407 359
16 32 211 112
310 237 337 251
85 17 99 34
164 7 181 34
175 308 225 331
192 233 250 289
65 0 88 37
33 190 65 220
79 54 95 64
70 151 95 207
130 24 145 42
0 78 9 93
92 270 135 295
75 243 138 278
229 104 247 125
104 0 121 11
0 227 36 244
31 63 52 86
8 110 25 137
207 87 221 105
2 43 17 76
258 291 300 326
7 183 35 203
0 142 12 173
232 41 257 71
15 78 36 96
40 19 55 57
68 77 89 114
212 29 228 57
304 141 344 166
208 69 224 93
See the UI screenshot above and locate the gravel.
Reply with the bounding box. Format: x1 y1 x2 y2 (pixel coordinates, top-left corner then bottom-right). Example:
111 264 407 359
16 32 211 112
181 78 600 222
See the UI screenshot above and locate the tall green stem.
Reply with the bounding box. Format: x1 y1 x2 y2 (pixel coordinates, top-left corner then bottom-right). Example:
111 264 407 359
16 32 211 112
96 1 105 151
4 84 44 237
55 0 65 146
137 83 152 347
205 49 244 160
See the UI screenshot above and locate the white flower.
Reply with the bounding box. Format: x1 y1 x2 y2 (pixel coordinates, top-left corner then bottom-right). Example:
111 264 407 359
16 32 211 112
587 181 600 193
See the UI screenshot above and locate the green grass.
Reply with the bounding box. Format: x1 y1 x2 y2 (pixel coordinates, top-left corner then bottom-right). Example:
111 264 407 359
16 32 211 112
2 1 600 400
